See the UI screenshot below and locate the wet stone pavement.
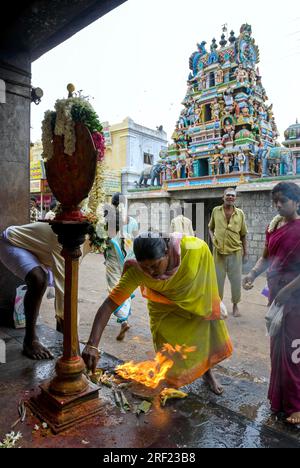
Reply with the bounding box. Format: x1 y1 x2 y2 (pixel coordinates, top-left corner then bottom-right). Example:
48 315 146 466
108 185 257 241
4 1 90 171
0 325 300 448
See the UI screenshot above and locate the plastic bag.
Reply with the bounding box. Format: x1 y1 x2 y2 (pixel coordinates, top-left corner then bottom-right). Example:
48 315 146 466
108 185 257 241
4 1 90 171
113 297 132 323
261 284 269 298
265 300 284 337
46 268 55 299
220 301 228 320
13 285 27 329
46 286 55 300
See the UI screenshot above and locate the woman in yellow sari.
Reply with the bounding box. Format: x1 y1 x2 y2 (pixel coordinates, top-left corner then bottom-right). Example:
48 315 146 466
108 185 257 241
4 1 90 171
82 233 233 393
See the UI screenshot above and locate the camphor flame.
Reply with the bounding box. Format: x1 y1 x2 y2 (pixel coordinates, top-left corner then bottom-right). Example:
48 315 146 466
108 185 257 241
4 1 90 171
115 344 196 389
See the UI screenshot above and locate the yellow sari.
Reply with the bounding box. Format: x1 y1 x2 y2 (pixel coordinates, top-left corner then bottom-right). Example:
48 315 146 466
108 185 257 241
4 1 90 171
109 237 233 387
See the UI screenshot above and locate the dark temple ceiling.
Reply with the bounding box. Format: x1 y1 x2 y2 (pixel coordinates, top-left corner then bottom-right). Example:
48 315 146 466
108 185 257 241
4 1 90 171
0 0 127 61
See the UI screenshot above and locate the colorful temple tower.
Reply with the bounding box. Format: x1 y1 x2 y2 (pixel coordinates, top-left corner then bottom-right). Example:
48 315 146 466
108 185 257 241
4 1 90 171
162 24 281 190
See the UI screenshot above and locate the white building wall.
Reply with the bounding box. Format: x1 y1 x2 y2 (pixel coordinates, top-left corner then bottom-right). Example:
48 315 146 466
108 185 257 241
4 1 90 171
121 118 168 192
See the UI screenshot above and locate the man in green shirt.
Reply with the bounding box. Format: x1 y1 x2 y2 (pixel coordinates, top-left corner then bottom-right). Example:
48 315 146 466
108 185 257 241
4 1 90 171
209 188 248 317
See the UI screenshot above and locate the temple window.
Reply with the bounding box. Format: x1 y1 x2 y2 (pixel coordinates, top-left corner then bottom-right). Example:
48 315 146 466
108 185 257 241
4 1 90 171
229 68 237 81
209 72 216 87
204 104 212 122
144 153 154 165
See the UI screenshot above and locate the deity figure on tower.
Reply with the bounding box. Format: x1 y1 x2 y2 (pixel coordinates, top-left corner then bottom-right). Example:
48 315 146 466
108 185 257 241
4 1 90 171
235 64 249 84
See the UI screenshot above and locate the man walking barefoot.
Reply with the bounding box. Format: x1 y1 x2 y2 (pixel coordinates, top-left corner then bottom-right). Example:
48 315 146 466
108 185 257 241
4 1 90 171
209 188 248 317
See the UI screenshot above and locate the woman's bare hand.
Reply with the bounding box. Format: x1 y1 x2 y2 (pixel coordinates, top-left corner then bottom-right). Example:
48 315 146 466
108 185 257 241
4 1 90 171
243 273 255 290
82 345 100 374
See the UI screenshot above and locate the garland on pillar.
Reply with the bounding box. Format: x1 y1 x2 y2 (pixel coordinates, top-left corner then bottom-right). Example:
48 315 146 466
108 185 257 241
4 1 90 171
85 159 107 252
41 83 107 251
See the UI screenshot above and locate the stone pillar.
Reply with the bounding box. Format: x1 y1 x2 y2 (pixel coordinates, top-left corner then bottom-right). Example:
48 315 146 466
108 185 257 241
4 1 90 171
0 54 31 324
238 190 277 269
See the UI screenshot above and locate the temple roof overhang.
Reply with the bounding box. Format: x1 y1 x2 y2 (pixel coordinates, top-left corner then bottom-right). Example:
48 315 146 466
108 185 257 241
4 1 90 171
283 140 300 147
0 0 127 62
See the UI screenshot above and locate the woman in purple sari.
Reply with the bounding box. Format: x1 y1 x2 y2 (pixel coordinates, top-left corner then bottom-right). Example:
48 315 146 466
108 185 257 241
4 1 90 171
243 182 300 425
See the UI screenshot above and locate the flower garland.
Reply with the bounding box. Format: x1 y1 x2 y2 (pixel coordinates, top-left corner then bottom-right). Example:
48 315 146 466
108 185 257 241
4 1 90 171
41 110 55 161
83 159 108 252
41 85 107 250
41 89 105 162
268 215 283 233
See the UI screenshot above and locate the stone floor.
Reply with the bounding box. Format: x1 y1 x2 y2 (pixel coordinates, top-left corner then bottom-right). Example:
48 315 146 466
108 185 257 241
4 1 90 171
42 253 271 379
0 325 300 448
1 253 299 448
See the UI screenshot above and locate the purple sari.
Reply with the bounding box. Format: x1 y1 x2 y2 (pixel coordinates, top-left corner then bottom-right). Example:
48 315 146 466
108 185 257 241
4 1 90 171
266 219 300 417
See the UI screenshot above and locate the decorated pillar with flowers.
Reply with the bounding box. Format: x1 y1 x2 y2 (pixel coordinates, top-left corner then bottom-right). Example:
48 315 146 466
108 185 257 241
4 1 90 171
28 85 106 433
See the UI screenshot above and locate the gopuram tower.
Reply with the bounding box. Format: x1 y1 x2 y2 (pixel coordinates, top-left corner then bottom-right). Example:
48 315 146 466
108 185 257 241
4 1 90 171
163 24 280 189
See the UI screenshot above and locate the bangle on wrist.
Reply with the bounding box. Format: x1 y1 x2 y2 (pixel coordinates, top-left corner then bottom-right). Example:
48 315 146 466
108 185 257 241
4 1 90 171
86 343 100 353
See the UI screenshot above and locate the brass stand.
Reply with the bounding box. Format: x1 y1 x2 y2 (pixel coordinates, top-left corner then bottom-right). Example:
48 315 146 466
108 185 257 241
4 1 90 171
28 222 103 433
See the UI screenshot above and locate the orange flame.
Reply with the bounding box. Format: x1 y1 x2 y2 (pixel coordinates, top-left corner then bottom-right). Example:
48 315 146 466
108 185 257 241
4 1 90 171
115 344 196 389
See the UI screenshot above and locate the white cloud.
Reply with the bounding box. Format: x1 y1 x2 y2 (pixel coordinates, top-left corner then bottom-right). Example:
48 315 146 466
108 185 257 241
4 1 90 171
31 0 300 144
